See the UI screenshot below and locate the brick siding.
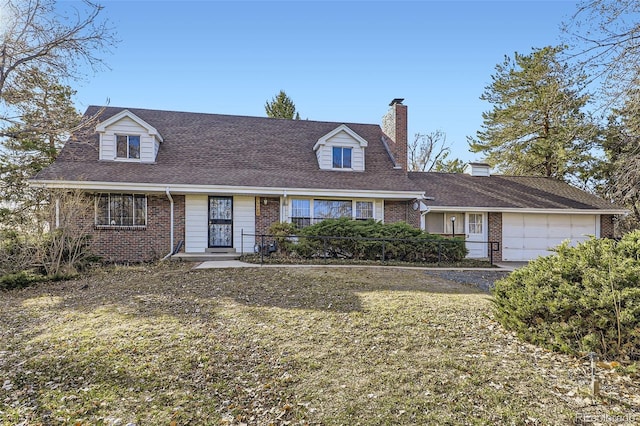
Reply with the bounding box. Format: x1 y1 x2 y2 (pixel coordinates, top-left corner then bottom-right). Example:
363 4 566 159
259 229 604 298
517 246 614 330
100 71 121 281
600 214 615 238
381 101 408 171
255 197 281 241
384 200 420 228
488 212 503 262
82 194 185 263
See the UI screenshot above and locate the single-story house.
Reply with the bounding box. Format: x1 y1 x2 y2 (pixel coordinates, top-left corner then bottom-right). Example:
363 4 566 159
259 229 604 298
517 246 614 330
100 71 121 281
31 99 625 263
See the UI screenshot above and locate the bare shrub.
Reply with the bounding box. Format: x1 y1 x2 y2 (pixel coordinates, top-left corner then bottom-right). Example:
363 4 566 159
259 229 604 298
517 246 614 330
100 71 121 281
35 189 96 276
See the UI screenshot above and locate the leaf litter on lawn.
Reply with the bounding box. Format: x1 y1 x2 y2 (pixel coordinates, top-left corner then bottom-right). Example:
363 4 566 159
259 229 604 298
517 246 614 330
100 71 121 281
0 263 638 425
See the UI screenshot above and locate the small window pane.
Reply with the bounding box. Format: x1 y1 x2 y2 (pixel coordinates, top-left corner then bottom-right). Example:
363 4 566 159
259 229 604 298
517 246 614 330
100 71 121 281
469 213 483 234
425 213 445 233
96 195 109 225
291 199 310 228
128 136 140 159
343 148 352 168
116 135 127 158
332 147 341 168
134 196 146 225
356 201 373 219
123 195 134 226
292 199 310 218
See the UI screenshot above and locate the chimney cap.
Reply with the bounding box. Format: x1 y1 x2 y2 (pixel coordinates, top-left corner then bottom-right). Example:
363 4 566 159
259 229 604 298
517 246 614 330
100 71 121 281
389 98 405 106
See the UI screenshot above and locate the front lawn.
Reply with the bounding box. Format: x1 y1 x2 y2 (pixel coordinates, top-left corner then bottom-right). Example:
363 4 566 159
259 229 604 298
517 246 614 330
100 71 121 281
1 264 637 425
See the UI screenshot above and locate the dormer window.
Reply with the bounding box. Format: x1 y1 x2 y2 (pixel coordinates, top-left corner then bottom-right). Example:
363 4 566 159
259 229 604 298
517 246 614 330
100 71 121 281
332 147 352 169
97 110 163 163
116 135 141 159
314 124 367 171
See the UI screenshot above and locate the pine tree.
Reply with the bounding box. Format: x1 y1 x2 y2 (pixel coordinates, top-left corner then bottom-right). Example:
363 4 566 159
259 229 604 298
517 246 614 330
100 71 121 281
468 46 600 184
265 90 300 119
0 68 81 226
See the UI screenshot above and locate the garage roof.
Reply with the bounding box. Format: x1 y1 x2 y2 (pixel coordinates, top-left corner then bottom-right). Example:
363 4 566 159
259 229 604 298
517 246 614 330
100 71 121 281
410 172 625 212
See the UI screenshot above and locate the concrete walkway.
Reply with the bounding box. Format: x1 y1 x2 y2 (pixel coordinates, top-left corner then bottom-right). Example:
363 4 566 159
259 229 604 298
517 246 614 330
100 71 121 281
193 260 527 272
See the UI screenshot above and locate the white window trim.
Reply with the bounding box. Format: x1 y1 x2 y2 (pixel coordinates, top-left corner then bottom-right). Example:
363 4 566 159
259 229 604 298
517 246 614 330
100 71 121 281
355 200 375 220
114 134 142 161
332 146 353 170
95 193 148 229
288 198 376 224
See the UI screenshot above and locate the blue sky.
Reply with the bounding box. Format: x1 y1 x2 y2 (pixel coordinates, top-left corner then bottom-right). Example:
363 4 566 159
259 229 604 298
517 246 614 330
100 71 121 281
70 0 579 163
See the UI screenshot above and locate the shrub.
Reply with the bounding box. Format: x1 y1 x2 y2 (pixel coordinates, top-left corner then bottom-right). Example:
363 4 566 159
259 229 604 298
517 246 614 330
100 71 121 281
0 230 38 276
283 218 467 262
38 229 94 275
492 233 640 361
266 221 299 255
0 271 41 291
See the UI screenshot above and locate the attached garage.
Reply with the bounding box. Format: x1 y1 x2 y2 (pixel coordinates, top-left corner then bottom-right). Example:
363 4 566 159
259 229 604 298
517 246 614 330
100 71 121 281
411 165 626 264
502 213 598 261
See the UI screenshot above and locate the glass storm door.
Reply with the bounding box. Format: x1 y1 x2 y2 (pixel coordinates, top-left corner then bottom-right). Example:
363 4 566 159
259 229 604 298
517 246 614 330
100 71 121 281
208 196 233 248
465 212 487 258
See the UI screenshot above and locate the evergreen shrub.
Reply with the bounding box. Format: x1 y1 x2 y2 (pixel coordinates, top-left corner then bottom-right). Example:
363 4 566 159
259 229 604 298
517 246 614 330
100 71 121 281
269 218 466 262
492 232 640 360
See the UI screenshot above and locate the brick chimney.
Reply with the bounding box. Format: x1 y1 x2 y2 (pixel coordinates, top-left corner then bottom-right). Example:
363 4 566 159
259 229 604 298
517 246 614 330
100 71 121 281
381 98 408 171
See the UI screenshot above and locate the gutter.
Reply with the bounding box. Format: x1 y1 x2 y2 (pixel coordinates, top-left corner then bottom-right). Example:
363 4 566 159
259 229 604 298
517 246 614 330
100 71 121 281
29 179 424 200
162 187 175 260
421 206 628 215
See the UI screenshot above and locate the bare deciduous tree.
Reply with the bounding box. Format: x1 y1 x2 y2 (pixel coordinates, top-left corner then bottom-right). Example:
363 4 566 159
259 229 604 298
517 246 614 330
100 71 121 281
564 0 640 108
0 0 115 136
408 130 452 172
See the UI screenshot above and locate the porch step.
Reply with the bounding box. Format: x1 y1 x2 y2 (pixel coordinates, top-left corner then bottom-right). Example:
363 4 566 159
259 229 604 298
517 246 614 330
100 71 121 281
171 252 242 262
205 248 237 254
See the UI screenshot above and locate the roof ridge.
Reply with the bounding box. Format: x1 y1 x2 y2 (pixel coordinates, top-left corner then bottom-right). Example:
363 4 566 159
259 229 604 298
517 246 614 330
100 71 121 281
85 105 382 128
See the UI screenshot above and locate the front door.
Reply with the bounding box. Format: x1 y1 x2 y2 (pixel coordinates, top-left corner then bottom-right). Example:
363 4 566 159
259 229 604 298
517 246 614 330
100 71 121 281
466 212 487 258
208 196 233 248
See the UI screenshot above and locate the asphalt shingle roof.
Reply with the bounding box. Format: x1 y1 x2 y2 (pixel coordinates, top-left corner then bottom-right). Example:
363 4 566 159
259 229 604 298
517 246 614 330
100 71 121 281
35 105 621 212
36 106 416 192
409 172 619 210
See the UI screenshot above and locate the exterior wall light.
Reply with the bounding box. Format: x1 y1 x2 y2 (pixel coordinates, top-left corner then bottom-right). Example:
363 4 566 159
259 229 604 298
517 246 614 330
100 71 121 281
451 216 456 238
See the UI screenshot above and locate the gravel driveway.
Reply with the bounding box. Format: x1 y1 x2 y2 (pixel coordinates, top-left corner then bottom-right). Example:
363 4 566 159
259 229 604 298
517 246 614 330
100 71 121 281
423 270 513 293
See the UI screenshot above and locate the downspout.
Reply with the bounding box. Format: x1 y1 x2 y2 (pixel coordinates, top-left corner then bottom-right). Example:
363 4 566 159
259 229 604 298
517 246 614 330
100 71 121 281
162 187 175 260
282 190 288 222
55 197 60 228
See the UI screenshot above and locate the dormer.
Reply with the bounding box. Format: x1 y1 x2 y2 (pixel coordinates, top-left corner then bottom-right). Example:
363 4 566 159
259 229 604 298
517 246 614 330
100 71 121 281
313 124 368 171
96 110 163 163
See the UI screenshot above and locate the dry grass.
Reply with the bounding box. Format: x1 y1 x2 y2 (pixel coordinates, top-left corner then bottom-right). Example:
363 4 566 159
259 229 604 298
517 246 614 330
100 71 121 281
1 263 638 425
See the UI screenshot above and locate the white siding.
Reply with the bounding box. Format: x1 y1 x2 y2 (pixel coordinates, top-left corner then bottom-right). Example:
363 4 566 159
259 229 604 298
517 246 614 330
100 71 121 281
502 213 597 261
99 132 116 160
185 195 208 252
140 135 156 162
375 200 384 222
317 131 365 171
234 196 255 254
99 116 160 162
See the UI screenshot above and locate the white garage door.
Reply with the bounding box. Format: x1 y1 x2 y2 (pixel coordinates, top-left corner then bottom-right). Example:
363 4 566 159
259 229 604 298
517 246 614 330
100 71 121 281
502 213 597 261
